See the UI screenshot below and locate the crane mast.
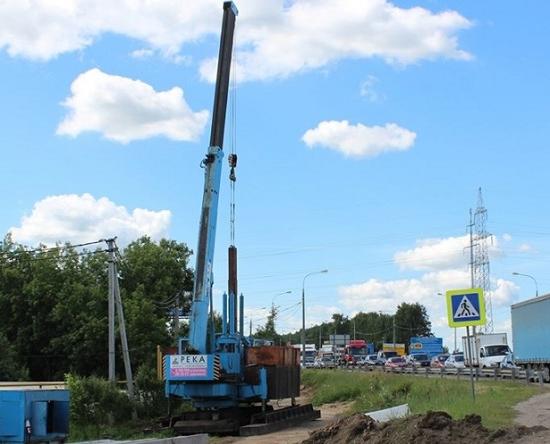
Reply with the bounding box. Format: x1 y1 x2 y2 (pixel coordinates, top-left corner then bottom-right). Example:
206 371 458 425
188 1 237 354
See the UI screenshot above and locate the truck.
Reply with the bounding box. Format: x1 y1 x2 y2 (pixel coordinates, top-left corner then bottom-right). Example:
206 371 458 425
409 336 443 359
292 343 317 367
462 332 510 368
511 294 550 373
382 342 406 356
341 339 374 365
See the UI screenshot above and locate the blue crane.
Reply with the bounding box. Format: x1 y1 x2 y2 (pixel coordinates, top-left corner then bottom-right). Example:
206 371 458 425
163 2 319 435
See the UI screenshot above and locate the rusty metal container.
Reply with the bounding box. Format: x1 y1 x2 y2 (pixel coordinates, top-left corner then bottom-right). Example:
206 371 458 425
245 346 300 399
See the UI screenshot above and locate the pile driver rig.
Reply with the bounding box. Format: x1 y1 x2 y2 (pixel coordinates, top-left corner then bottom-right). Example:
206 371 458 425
163 2 319 436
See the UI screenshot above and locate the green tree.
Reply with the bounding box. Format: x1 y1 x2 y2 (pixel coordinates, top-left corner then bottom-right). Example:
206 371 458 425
255 304 279 341
0 331 28 380
0 235 194 380
394 302 432 350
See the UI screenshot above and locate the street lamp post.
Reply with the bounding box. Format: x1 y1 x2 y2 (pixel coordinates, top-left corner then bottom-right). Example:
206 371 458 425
302 269 328 367
512 272 539 297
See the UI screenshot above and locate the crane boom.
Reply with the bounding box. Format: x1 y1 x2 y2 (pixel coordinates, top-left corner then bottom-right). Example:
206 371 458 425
188 1 238 354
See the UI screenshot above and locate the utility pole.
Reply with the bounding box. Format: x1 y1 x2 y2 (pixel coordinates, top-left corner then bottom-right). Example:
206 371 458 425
353 319 356 341
114 262 134 400
319 325 322 349
249 318 252 337
106 238 116 383
106 238 134 400
392 316 396 349
301 270 328 366
174 292 180 337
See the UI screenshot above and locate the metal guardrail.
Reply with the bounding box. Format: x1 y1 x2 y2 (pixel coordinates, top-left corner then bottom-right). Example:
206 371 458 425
313 365 550 385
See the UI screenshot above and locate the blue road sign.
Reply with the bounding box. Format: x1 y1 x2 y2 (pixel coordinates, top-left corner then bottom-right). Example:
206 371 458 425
446 288 486 327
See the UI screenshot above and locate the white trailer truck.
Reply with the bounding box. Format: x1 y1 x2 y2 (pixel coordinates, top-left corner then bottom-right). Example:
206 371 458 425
462 332 510 368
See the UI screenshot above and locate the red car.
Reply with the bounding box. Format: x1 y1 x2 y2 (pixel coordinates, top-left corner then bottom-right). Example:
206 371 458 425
385 356 407 369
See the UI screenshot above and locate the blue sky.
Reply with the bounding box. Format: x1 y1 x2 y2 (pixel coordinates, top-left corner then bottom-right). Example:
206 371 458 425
1 0 549 348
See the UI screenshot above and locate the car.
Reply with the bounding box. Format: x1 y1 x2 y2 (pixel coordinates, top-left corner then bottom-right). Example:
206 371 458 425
431 354 450 368
445 353 465 369
408 353 431 368
320 355 336 368
500 352 519 369
385 356 407 369
358 354 381 367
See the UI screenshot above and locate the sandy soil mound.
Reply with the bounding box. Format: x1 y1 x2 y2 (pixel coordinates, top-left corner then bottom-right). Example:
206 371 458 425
301 411 546 444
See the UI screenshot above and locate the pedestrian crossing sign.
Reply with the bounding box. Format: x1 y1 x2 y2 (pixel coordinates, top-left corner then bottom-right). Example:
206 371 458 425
445 288 486 327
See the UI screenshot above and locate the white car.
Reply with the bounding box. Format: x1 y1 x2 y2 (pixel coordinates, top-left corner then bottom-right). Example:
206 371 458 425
445 353 465 369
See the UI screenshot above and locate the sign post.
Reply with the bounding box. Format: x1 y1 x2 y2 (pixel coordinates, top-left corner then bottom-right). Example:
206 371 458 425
445 288 486 401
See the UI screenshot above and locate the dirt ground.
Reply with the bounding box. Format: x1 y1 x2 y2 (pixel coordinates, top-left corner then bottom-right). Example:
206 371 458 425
212 400 352 444
210 388 550 444
514 390 550 443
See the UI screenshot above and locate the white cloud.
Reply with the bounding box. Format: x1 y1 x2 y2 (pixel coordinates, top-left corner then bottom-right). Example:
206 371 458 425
394 235 504 271
502 233 512 242
488 279 520 308
57 69 209 143
338 269 471 314
0 1 221 61
130 48 155 59
202 0 472 82
360 75 382 102
518 243 534 253
302 120 416 158
9 193 171 246
394 235 470 271
0 1 471 82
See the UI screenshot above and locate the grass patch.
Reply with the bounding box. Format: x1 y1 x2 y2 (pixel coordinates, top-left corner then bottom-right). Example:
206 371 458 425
302 369 541 429
69 422 173 442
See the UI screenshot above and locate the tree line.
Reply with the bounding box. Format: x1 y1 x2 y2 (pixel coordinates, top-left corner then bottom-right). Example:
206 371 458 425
0 235 193 380
256 302 433 352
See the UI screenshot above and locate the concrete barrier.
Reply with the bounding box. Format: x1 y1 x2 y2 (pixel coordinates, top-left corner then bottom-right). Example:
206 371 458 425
78 435 208 444
365 404 410 422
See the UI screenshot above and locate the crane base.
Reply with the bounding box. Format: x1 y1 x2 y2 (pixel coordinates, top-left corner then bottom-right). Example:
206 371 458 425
161 404 320 436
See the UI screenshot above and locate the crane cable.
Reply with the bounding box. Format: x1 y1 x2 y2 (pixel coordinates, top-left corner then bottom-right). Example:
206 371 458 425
228 27 237 246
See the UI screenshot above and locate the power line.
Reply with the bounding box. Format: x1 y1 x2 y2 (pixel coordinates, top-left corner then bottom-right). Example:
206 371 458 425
2 249 108 263
0 239 105 258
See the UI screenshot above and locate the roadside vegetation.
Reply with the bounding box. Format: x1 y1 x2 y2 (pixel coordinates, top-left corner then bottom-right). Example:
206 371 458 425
303 369 541 429
66 369 189 441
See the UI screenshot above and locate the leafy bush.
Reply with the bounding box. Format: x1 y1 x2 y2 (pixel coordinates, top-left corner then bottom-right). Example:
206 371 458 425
134 364 168 418
66 374 134 426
